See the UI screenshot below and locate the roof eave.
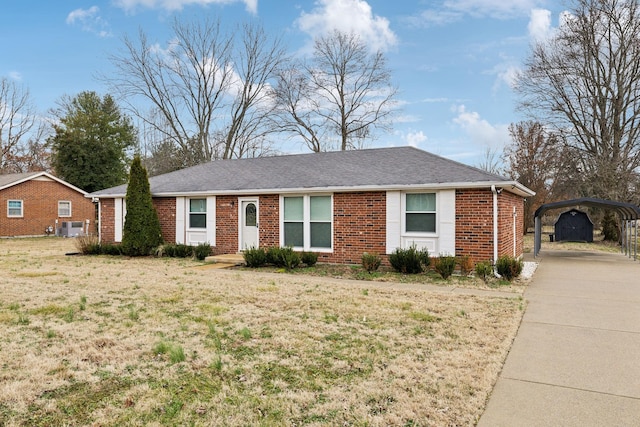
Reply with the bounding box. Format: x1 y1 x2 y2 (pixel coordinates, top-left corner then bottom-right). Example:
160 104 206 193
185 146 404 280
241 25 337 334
89 180 534 199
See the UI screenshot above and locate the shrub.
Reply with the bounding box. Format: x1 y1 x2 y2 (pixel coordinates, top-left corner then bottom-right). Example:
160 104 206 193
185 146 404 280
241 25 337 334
173 244 193 258
75 234 100 255
388 245 429 274
457 255 474 276
475 261 493 283
361 252 382 272
602 211 619 241
100 243 122 256
495 256 523 281
434 255 456 279
266 246 283 266
194 243 211 260
280 247 301 270
243 247 267 267
301 251 318 266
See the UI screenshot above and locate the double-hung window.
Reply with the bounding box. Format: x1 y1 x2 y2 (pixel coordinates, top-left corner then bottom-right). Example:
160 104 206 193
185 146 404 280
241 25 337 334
283 195 332 250
58 201 71 217
405 193 436 233
8 200 23 217
189 199 207 229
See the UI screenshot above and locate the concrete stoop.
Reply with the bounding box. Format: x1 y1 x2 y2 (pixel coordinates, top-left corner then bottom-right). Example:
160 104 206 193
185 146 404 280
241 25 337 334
204 253 245 268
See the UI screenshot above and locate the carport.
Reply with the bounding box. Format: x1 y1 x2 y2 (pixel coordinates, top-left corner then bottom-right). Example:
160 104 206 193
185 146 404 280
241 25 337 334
534 197 640 260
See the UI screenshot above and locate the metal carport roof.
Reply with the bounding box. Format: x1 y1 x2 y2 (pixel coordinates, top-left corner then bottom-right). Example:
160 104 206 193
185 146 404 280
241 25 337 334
534 197 640 258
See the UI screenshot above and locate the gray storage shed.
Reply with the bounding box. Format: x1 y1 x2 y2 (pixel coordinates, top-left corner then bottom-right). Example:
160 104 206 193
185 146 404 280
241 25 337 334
554 208 593 242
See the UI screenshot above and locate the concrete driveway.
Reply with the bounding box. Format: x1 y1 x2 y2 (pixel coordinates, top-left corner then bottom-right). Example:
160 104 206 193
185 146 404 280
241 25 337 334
478 250 640 426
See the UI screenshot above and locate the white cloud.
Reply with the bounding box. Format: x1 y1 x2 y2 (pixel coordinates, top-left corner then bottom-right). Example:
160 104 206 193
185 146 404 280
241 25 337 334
405 130 427 146
66 6 112 38
297 0 397 52
411 0 542 27
114 0 257 14
8 71 22 81
528 8 552 42
452 104 509 148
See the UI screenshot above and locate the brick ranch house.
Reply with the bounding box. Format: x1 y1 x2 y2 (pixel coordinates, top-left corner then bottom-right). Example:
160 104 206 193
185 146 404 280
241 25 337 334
88 147 534 265
0 171 95 237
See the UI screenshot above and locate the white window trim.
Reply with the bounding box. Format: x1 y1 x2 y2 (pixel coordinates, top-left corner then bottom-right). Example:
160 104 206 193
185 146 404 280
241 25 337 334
188 198 207 230
7 200 23 218
280 194 333 253
58 200 72 217
401 192 438 236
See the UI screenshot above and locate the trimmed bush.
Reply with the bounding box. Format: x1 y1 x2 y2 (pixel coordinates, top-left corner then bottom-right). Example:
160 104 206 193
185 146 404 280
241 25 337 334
434 255 456 279
388 245 430 274
495 256 523 281
280 247 301 270
361 252 382 272
266 247 283 266
301 251 318 266
194 243 211 260
100 243 123 256
243 247 267 267
475 261 493 283
457 255 474 276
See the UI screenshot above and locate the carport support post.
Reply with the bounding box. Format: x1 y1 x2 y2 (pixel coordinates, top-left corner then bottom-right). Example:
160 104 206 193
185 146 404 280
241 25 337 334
534 216 541 258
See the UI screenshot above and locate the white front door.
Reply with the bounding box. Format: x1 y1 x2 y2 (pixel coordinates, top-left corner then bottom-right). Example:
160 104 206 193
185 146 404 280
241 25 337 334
240 200 259 250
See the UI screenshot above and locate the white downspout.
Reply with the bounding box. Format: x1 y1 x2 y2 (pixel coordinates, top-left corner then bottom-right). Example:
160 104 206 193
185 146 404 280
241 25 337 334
491 185 499 274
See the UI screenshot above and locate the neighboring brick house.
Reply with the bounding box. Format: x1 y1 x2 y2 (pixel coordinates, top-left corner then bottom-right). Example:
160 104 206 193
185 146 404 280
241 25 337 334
0 172 95 237
89 147 534 264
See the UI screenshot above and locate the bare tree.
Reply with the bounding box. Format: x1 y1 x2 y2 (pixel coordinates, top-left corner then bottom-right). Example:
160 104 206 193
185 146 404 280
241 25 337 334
106 18 285 165
475 146 503 175
0 78 40 172
516 0 640 204
274 31 397 152
504 121 580 232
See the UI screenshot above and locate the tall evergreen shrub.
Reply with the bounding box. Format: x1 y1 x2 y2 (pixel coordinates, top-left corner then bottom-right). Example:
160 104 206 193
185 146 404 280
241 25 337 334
121 156 163 256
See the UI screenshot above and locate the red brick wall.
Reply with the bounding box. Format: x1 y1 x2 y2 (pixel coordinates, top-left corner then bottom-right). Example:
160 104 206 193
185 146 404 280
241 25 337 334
455 188 525 263
100 198 116 243
258 195 279 248
213 195 238 254
153 198 175 244
0 178 95 237
327 192 386 264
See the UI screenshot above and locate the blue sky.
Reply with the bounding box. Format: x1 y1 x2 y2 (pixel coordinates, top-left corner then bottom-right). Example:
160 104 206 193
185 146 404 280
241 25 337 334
1 0 565 166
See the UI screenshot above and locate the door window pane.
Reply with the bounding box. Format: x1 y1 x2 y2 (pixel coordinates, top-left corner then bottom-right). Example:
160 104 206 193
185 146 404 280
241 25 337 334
245 203 256 227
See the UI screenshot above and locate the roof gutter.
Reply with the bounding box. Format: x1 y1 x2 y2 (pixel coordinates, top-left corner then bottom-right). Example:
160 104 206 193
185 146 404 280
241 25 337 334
87 180 536 200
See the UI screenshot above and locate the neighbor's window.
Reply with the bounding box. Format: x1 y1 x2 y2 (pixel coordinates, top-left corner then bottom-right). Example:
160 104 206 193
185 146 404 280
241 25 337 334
405 193 436 233
189 198 207 228
7 200 23 217
283 195 332 250
58 201 71 217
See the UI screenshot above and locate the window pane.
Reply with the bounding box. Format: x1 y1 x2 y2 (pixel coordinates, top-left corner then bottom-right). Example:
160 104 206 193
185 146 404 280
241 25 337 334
310 222 331 248
284 197 303 221
245 203 256 227
190 213 206 228
310 196 331 221
59 201 71 216
8 200 22 216
406 193 435 212
284 222 303 247
190 199 206 213
406 213 436 232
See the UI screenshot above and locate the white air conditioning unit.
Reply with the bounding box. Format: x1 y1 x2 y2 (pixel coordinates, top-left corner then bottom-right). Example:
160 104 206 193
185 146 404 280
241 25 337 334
57 221 85 237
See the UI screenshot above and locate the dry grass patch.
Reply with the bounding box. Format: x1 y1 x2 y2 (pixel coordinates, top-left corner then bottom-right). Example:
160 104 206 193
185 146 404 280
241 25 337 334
0 238 523 426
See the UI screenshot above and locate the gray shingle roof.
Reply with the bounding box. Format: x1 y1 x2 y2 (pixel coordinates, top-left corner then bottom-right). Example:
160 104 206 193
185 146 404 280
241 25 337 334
90 146 529 197
0 172 42 190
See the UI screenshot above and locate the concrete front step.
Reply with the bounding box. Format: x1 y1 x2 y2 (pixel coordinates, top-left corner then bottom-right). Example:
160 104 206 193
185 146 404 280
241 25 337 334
205 253 245 265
